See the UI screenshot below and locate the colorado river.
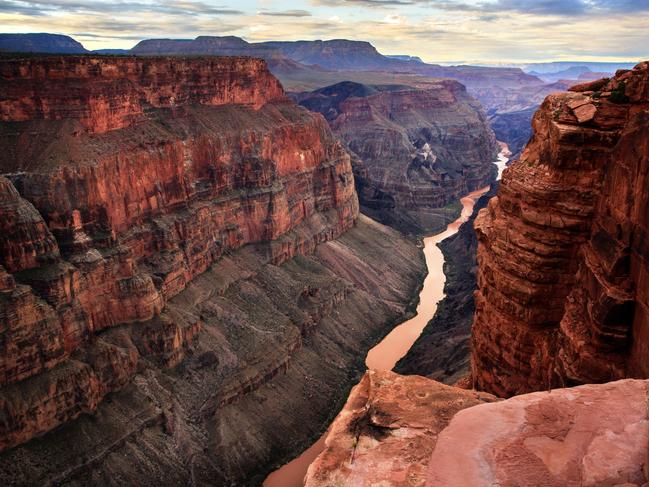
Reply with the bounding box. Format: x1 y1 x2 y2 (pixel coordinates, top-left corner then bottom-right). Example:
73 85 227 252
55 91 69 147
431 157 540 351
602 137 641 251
265 151 508 487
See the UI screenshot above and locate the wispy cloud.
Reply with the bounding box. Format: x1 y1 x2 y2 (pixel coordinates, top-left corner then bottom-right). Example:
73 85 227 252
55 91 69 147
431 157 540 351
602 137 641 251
0 0 243 16
256 9 312 17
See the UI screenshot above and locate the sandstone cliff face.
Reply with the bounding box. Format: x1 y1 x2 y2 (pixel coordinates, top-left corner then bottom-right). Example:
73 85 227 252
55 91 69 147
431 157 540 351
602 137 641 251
298 81 498 234
472 62 649 397
306 372 649 487
0 56 284 133
0 55 357 452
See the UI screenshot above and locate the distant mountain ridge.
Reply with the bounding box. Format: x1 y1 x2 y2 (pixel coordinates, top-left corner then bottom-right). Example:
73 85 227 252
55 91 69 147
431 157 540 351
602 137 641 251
518 60 637 74
0 33 87 54
0 33 542 90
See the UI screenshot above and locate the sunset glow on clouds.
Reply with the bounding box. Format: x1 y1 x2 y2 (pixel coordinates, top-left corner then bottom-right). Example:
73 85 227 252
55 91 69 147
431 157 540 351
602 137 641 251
0 0 647 62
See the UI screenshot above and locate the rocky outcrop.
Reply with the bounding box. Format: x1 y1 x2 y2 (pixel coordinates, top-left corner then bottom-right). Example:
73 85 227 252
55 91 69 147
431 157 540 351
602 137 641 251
427 379 649 487
304 370 498 486
297 81 498 235
307 373 649 487
472 62 649 397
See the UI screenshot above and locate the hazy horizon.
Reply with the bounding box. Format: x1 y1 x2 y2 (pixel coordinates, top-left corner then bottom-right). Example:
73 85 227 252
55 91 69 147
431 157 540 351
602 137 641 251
1 1 647 64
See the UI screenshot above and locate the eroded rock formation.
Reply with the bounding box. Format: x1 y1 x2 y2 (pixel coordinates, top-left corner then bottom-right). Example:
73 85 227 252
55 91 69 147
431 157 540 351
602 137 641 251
0 55 427 484
306 372 649 487
297 81 498 234
304 370 498 486
472 62 649 396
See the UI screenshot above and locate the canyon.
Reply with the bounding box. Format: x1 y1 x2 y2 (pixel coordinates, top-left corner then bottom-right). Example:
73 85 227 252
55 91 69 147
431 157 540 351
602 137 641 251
268 184 493 486
0 54 427 485
1 31 648 487
295 81 498 235
306 63 649 487
0 33 574 167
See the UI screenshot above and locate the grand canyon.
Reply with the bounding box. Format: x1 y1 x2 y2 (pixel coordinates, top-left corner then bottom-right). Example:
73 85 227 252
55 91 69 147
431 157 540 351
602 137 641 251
0 1 648 486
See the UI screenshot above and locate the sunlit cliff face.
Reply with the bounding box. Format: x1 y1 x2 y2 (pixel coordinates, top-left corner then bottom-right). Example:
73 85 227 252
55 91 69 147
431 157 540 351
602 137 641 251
0 0 647 63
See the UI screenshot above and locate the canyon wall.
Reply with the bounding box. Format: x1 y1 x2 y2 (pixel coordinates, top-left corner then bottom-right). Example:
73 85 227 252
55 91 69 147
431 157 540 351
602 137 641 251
297 81 498 234
472 62 649 396
0 55 427 483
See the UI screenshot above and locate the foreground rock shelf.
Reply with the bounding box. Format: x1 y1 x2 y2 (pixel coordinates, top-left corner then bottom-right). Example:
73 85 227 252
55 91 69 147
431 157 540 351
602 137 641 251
306 370 649 487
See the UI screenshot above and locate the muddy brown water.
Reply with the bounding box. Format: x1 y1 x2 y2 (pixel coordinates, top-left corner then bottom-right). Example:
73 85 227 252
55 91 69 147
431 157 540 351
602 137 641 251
264 151 508 487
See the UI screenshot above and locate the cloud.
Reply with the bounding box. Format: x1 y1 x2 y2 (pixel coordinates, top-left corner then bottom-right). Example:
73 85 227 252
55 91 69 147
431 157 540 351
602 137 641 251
591 0 649 12
439 0 649 15
312 0 649 15
257 9 312 17
0 0 646 62
0 0 243 16
311 0 416 6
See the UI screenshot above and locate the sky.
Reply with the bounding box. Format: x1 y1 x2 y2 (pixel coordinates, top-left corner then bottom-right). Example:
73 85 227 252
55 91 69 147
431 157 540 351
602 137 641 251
1 0 648 63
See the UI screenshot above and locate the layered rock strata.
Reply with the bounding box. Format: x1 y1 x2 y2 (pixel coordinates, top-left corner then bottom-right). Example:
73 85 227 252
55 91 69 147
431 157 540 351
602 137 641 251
297 81 498 234
472 62 649 396
0 215 425 485
306 372 649 487
0 55 428 483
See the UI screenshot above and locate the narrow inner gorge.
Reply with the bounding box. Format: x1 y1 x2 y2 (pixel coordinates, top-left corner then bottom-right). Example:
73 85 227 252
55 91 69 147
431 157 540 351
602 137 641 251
265 151 508 487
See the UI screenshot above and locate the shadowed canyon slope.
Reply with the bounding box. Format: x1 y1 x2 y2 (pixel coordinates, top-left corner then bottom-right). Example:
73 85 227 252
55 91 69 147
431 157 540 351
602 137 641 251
296 81 498 234
472 62 649 397
0 55 427 484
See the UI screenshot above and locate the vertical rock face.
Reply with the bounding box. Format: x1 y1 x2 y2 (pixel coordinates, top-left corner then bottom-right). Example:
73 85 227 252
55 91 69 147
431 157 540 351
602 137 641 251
0 55 358 452
472 62 649 397
0 55 284 133
297 80 498 234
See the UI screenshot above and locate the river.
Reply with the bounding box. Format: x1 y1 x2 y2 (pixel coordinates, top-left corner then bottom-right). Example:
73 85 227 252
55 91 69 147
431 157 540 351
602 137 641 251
264 150 509 487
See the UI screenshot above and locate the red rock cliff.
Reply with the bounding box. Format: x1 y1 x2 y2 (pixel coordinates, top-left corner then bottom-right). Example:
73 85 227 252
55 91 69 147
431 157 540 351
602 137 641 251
298 80 498 234
0 55 358 451
472 62 649 396
0 56 284 133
